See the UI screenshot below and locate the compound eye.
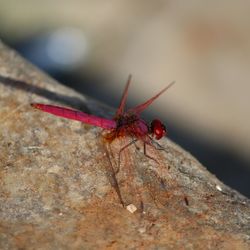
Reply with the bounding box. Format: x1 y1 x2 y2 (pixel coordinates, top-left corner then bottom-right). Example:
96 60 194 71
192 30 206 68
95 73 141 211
151 119 167 140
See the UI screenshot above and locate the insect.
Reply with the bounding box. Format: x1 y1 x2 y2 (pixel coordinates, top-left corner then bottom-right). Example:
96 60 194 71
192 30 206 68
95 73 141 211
31 75 174 206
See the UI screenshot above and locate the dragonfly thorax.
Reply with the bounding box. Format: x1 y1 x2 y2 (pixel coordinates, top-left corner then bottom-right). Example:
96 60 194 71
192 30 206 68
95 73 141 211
114 114 149 138
115 114 138 127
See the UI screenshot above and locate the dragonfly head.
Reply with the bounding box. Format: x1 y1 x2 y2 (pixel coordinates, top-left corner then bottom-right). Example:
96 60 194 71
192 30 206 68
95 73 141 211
150 119 166 140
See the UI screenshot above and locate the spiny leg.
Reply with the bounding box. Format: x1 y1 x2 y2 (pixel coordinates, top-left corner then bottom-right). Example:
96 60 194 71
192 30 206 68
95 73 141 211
148 135 167 152
143 142 160 164
116 138 138 174
147 136 171 169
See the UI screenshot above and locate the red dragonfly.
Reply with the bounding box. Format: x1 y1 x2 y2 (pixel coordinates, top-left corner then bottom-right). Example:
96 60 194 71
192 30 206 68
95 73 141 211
31 75 174 206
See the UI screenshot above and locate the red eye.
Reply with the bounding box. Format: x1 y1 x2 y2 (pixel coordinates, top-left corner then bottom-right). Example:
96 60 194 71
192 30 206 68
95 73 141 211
150 119 166 140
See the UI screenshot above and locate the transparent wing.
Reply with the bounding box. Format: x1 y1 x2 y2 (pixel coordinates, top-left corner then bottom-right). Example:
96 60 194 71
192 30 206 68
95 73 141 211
127 81 175 114
115 74 132 116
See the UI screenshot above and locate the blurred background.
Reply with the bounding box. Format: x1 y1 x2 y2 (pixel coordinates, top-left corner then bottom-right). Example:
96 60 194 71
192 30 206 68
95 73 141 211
0 1 249 197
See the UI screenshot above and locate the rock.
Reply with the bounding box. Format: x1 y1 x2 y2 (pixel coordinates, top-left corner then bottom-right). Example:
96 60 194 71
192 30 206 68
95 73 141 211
0 42 249 249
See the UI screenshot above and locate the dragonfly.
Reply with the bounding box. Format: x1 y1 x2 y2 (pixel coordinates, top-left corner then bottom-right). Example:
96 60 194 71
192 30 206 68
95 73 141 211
31 75 175 207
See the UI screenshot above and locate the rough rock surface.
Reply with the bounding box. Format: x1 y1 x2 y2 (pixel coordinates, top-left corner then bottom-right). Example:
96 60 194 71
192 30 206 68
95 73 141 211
0 42 249 249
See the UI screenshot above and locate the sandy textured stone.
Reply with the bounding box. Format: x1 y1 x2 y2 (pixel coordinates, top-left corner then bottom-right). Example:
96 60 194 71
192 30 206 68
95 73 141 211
0 42 249 249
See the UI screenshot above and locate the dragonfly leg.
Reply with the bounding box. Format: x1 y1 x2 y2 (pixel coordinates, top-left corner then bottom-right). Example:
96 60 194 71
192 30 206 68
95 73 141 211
147 136 172 169
148 135 167 152
143 143 160 164
116 138 138 174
